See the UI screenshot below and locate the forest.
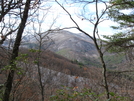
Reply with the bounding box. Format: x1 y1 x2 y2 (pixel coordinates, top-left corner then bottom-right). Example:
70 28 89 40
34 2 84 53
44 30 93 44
0 0 134 101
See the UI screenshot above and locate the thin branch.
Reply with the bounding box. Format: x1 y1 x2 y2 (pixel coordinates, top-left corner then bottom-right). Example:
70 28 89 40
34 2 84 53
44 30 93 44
55 0 94 40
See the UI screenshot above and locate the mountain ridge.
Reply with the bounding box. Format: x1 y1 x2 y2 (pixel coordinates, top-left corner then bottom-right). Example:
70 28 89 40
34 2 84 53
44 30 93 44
46 30 99 66
18 30 100 66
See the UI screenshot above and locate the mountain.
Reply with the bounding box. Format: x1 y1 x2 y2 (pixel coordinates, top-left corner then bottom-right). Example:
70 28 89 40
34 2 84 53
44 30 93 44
18 30 100 67
46 30 100 66
0 48 102 100
1 43 134 100
3 30 125 68
1 48 134 100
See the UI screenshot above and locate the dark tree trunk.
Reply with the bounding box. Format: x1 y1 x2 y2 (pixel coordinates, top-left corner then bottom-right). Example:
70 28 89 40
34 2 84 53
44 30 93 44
3 0 31 101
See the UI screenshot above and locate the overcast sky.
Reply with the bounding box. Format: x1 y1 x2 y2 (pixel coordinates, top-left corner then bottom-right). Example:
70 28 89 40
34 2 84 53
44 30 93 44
44 0 118 37
0 0 118 40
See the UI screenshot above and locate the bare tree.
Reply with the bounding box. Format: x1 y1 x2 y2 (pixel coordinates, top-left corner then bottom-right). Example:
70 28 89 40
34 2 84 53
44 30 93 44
0 0 25 45
0 0 24 22
3 0 32 101
54 0 111 99
30 6 58 100
0 0 55 100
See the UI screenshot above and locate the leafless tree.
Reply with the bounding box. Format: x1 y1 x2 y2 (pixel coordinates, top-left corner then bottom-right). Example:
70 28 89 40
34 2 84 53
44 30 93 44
30 6 58 100
54 0 111 99
3 1 32 101
0 0 60 100
0 0 45 100
0 0 25 45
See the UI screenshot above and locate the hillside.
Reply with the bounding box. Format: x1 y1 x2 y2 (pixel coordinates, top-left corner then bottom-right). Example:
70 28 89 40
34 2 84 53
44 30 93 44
0 47 134 100
20 30 100 67
2 30 127 69
0 48 102 100
3 30 125 68
48 30 98 59
19 48 97 77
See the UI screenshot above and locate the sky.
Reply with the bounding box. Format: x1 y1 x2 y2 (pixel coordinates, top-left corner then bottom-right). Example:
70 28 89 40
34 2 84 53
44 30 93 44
27 0 133 39
0 0 118 41
41 0 118 37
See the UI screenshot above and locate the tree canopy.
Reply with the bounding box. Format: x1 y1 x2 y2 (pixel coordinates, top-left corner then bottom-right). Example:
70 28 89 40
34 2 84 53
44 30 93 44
103 0 134 59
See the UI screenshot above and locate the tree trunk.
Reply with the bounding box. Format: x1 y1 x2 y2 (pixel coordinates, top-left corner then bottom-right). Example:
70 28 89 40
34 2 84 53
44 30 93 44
3 0 31 101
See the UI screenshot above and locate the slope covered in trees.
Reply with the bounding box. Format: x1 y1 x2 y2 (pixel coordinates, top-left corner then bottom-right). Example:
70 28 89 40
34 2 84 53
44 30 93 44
1 47 134 100
103 0 134 61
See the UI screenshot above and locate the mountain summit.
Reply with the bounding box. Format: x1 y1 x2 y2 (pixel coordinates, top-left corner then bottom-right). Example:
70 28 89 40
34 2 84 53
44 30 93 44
17 30 99 66
47 30 99 66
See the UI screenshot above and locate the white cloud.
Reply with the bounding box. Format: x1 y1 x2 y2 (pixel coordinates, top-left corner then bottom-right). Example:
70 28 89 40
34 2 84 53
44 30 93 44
26 0 117 37
49 1 116 36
